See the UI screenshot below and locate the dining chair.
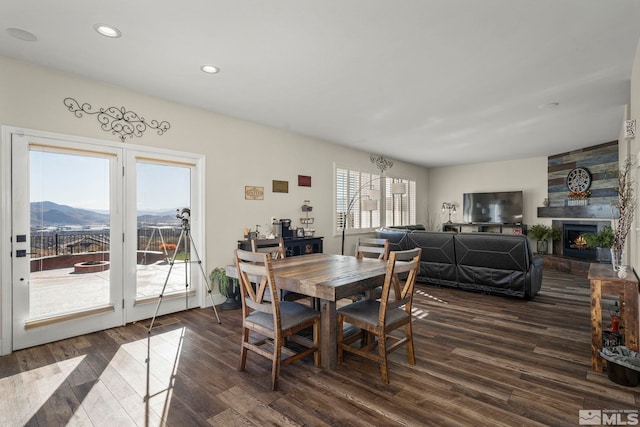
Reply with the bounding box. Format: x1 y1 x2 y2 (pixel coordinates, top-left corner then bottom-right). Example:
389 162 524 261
354 237 390 300
337 247 422 384
235 249 320 390
250 237 307 302
356 237 389 261
251 237 286 259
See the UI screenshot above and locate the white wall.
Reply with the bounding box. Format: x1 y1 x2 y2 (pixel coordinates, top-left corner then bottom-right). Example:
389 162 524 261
0 55 429 349
427 157 548 230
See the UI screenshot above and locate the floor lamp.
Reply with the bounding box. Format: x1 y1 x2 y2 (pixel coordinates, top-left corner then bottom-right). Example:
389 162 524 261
391 182 406 225
341 178 380 255
441 202 456 223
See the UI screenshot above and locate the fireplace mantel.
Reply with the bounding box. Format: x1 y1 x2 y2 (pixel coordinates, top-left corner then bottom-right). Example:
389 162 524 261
538 205 613 219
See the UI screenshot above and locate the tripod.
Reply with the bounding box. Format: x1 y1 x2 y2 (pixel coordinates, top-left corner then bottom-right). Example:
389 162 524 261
147 208 221 333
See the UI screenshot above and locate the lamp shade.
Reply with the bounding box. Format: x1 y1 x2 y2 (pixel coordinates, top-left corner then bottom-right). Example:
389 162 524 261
391 182 406 195
362 198 377 211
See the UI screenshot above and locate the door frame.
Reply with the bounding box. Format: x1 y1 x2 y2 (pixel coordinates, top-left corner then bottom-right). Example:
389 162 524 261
0 126 209 355
123 145 208 323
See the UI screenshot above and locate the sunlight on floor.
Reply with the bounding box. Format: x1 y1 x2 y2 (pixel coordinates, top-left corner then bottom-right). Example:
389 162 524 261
0 356 84 426
0 328 185 426
411 307 429 319
415 288 448 304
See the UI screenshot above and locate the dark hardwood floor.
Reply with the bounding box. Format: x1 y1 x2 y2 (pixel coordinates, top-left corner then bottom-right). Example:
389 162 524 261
1 269 639 426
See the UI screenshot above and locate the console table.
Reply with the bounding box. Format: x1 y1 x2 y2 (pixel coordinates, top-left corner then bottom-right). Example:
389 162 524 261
442 223 527 234
588 263 639 372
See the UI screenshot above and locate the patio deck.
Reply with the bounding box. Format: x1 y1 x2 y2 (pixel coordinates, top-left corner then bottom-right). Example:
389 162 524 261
28 261 192 318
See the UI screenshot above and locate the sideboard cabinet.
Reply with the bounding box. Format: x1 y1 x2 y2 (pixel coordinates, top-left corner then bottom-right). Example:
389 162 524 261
237 237 323 257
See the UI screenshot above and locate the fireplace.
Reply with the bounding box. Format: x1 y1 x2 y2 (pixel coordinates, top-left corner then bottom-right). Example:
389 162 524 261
563 224 596 260
552 220 612 260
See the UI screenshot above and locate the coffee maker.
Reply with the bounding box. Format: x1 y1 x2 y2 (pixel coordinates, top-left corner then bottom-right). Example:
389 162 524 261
272 219 293 239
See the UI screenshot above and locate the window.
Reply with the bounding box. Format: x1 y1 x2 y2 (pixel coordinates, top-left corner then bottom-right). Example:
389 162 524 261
336 166 416 232
384 178 416 227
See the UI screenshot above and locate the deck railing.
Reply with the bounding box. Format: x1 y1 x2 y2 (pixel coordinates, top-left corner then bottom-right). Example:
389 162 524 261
29 228 184 257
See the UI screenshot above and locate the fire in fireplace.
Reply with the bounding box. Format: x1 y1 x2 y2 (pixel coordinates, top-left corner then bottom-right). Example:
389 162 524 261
563 223 597 260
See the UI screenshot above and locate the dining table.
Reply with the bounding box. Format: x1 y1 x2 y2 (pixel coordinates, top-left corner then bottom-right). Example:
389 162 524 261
226 252 388 369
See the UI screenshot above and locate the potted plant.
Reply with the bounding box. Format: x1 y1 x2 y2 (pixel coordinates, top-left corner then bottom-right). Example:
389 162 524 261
582 226 614 263
210 267 241 310
528 224 560 254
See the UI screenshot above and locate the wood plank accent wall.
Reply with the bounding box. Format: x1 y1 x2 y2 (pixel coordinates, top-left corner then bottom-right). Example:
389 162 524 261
538 141 618 218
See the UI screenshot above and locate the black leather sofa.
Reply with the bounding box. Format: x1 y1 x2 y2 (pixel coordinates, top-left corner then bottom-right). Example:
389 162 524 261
376 228 543 299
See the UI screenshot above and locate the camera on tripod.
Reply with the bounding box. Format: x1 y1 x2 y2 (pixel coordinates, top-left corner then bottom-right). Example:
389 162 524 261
176 208 191 227
148 206 220 334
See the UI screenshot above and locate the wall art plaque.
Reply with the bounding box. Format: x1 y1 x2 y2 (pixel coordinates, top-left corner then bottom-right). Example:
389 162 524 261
245 186 264 200
272 180 289 193
298 175 311 187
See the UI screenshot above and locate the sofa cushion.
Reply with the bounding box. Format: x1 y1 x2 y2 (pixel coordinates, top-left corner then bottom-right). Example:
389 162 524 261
454 233 531 271
454 233 532 297
376 229 411 252
406 231 458 287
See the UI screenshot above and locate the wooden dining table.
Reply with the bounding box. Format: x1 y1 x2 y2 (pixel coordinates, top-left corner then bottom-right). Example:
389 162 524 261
226 253 387 369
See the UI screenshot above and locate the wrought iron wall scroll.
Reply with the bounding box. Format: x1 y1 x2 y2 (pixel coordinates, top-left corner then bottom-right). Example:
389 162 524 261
63 97 170 142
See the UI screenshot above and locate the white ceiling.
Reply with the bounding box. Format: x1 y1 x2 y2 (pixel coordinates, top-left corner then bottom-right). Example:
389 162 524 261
2 1 640 168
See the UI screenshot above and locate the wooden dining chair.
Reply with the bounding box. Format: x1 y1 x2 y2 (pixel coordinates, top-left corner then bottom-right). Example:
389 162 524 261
251 237 286 259
354 237 390 300
235 249 320 390
356 237 389 261
337 247 422 384
250 237 307 302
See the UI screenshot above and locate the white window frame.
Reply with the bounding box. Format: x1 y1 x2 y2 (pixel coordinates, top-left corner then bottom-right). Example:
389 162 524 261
335 165 416 234
384 177 417 227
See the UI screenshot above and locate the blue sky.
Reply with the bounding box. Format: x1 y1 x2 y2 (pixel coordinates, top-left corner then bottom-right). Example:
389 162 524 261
30 151 190 211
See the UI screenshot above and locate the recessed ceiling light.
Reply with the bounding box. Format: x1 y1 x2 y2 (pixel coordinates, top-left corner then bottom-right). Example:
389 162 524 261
93 23 121 38
5 27 38 42
200 65 220 74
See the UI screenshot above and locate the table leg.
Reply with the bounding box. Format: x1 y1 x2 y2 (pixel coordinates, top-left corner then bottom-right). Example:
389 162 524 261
319 298 337 369
591 279 603 372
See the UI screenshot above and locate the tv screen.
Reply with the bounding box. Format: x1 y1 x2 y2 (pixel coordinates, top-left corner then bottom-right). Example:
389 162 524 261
462 191 523 224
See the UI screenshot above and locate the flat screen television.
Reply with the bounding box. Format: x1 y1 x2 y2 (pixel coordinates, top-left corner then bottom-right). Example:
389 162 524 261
462 191 523 224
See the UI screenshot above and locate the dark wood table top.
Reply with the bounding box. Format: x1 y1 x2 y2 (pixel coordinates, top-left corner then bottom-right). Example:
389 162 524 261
226 253 387 301
588 262 639 283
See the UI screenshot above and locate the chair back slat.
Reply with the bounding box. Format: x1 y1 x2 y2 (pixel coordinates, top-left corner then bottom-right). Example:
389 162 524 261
251 237 286 259
356 238 389 261
244 296 273 314
379 248 421 324
235 249 280 319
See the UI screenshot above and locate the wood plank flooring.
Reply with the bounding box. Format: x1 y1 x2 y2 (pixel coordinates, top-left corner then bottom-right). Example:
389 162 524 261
1 269 639 426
